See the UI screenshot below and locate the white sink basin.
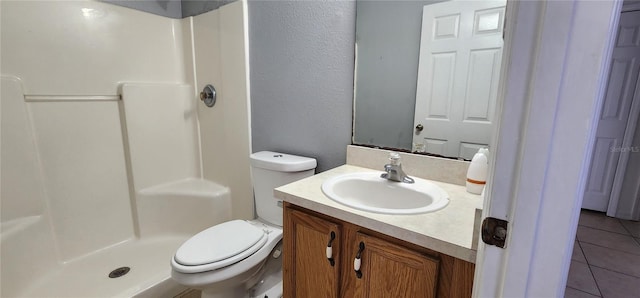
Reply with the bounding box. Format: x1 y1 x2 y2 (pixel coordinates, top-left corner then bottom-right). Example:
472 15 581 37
321 172 449 215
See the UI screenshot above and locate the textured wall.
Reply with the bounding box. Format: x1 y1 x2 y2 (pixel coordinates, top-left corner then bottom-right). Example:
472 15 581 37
103 0 183 18
353 0 442 150
103 0 234 18
182 0 234 17
248 1 356 172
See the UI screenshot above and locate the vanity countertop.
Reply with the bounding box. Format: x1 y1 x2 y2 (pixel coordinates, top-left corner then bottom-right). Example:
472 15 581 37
274 164 483 263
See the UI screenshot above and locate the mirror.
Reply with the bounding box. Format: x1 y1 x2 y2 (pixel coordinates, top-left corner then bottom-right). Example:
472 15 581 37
353 0 506 160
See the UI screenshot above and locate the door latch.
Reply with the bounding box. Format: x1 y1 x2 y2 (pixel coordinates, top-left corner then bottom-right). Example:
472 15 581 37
481 217 508 248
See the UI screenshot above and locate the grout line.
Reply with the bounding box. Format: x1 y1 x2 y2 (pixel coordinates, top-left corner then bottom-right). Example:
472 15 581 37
577 222 631 236
565 286 601 297
572 258 588 264
578 210 636 236
619 219 640 239
617 217 634 236
587 263 640 279
577 240 604 297
577 211 640 297
578 239 640 256
572 240 588 264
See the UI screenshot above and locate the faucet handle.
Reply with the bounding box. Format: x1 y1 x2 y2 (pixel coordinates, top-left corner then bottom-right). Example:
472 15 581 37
388 152 401 166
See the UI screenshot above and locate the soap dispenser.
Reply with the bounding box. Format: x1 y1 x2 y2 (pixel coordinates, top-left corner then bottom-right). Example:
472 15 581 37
466 148 489 194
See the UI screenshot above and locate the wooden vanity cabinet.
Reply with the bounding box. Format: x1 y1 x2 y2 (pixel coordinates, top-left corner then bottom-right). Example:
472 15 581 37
284 208 342 297
283 202 475 298
348 232 440 297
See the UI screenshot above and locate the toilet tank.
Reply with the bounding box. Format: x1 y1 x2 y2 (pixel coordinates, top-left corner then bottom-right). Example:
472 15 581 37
250 151 317 226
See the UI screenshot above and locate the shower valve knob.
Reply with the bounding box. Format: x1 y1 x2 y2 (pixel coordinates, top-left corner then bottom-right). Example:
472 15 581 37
200 84 217 107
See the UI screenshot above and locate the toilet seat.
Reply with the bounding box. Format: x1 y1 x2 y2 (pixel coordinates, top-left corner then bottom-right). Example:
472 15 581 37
172 220 268 274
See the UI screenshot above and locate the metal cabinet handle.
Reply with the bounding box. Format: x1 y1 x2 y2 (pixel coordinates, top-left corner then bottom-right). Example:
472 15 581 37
354 241 365 278
326 231 336 266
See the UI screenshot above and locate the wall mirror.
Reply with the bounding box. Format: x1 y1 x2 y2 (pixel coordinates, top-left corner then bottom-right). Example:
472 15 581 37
353 0 506 160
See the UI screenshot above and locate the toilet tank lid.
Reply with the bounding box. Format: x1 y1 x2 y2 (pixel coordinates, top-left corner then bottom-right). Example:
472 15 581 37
250 151 317 172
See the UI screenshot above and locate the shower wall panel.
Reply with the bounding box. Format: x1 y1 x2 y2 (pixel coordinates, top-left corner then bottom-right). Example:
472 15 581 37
191 1 254 219
0 0 188 96
29 101 134 261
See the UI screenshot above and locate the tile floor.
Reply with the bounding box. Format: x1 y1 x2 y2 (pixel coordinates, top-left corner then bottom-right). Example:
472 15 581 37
565 210 640 298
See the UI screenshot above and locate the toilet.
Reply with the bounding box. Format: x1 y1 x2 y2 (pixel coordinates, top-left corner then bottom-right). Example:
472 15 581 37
170 151 317 298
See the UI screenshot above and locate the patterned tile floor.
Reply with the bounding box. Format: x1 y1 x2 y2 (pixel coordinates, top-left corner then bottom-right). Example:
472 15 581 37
565 210 640 297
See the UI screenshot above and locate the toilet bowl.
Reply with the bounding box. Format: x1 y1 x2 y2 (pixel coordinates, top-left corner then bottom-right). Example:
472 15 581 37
170 151 316 298
171 220 283 298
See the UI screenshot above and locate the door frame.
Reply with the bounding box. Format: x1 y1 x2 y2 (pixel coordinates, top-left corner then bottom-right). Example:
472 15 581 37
607 69 640 218
474 0 622 297
606 5 640 218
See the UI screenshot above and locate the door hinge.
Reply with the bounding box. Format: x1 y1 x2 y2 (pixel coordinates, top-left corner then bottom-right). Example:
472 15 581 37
481 217 508 248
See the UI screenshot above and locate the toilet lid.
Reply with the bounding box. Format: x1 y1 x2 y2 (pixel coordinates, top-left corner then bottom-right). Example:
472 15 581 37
174 220 266 266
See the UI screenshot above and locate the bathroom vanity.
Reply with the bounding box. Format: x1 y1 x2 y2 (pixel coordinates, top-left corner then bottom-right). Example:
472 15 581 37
283 202 475 297
275 150 483 297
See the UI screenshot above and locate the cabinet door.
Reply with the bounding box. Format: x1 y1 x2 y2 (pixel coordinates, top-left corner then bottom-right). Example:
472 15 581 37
283 208 341 298
352 232 439 298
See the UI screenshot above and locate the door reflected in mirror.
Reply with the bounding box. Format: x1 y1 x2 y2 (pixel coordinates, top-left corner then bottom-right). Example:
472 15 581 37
353 0 506 160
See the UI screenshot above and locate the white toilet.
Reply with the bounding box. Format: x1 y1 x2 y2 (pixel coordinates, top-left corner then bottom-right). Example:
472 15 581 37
171 151 317 298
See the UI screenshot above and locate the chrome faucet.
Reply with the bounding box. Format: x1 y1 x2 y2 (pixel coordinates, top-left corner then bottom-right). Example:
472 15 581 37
381 153 415 183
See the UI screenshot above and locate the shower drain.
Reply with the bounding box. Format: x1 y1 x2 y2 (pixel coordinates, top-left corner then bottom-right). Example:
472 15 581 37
108 267 130 278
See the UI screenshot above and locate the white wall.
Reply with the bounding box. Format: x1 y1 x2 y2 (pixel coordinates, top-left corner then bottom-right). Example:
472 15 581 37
613 0 640 220
187 1 254 219
0 77 47 222
0 77 60 297
122 83 200 191
30 100 135 260
1 1 188 95
616 113 640 220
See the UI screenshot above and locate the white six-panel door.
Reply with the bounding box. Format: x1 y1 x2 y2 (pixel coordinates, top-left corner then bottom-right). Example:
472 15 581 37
583 10 640 212
413 0 505 159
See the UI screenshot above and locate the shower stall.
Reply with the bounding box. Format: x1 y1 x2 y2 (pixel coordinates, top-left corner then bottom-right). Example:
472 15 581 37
0 1 253 296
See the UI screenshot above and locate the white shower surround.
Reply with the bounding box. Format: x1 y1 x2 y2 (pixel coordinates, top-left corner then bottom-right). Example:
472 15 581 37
0 0 252 296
